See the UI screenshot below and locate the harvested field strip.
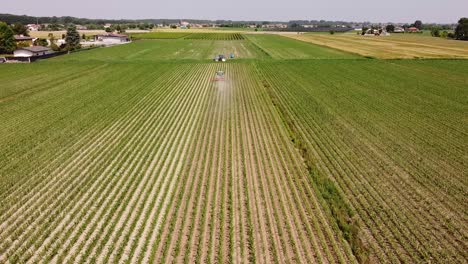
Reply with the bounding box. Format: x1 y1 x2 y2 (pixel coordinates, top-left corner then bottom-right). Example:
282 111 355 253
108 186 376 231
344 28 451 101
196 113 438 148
286 34 468 58
258 60 468 263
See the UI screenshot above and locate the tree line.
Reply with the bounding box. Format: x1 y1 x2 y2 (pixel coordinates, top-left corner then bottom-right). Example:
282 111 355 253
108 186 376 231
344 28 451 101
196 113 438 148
0 22 81 54
383 19 467 40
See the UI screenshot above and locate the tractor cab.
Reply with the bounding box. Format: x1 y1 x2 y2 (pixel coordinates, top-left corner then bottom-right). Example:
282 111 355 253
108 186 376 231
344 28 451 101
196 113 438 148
214 71 225 81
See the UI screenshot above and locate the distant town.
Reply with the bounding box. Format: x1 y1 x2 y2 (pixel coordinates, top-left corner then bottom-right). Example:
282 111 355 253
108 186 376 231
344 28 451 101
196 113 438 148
0 13 465 64
0 13 459 32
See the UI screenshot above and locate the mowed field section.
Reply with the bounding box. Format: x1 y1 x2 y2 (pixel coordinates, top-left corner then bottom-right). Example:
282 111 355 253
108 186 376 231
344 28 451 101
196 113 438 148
286 33 468 58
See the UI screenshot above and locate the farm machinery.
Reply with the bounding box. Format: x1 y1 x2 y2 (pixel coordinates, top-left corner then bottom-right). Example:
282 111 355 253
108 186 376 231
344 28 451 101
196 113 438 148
213 71 225 81
214 54 226 62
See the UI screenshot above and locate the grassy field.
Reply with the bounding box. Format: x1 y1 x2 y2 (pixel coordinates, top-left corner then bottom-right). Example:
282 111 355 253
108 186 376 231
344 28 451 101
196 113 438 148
50 39 265 61
0 33 467 263
286 33 468 58
246 34 360 59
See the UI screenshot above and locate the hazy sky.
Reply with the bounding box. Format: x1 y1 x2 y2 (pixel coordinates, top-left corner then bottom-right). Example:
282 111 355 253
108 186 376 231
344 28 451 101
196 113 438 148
2 0 466 23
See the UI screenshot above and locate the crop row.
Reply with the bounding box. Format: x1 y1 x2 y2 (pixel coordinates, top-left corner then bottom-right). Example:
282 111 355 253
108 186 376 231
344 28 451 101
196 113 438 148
149 63 358 263
258 60 468 263
0 62 208 263
185 33 245 40
1 61 362 263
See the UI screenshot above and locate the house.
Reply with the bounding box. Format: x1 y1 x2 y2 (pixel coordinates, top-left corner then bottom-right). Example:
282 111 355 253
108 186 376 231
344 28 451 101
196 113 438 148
95 34 130 45
27 24 39 31
363 28 390 36
394 27 405 33
14 46 54 57
14 35 34 47
407 27 419 33
46 38 66 47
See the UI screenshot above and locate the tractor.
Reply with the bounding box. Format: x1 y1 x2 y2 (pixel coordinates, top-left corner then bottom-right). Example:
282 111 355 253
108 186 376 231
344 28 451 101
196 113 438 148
214 54 226 62
214 71 225 81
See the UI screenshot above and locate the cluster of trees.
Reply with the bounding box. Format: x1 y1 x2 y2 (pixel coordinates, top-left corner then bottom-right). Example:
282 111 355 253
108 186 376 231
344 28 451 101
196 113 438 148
0 14 155 27
0 22 15 53
0 21 81 53
104 23 155 33
454 18 468 40
430 18 467 40
0 22 34 53
1 13 258 29
369 18 467 41
430 27 454 38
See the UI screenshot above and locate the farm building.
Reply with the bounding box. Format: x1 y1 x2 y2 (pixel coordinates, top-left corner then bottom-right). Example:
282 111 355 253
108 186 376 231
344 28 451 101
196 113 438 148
407 27 420 33
363 28 390 36
14 46 54 57
14 35 34 47
94 34 130 45
27 24 39 31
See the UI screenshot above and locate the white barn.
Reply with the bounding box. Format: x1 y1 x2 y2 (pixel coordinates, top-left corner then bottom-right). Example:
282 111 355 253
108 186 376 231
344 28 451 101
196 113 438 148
14 46 54 57
95 34 130 45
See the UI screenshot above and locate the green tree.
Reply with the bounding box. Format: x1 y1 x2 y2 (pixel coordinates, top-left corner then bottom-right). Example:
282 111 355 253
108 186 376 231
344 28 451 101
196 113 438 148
0 22 16 53
386 24 395 32
11 23 29 36
48 23 61 31
65 24 80 51
430 27 441 37
413 20 423 30
290 23 300 28
440 31 449 38
16 41 30 48
48 33 60 51
361 27 369 35
116 25 126 33
48 33 54 41
34 38 48 46
454 17 468 40
105 27 112 33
